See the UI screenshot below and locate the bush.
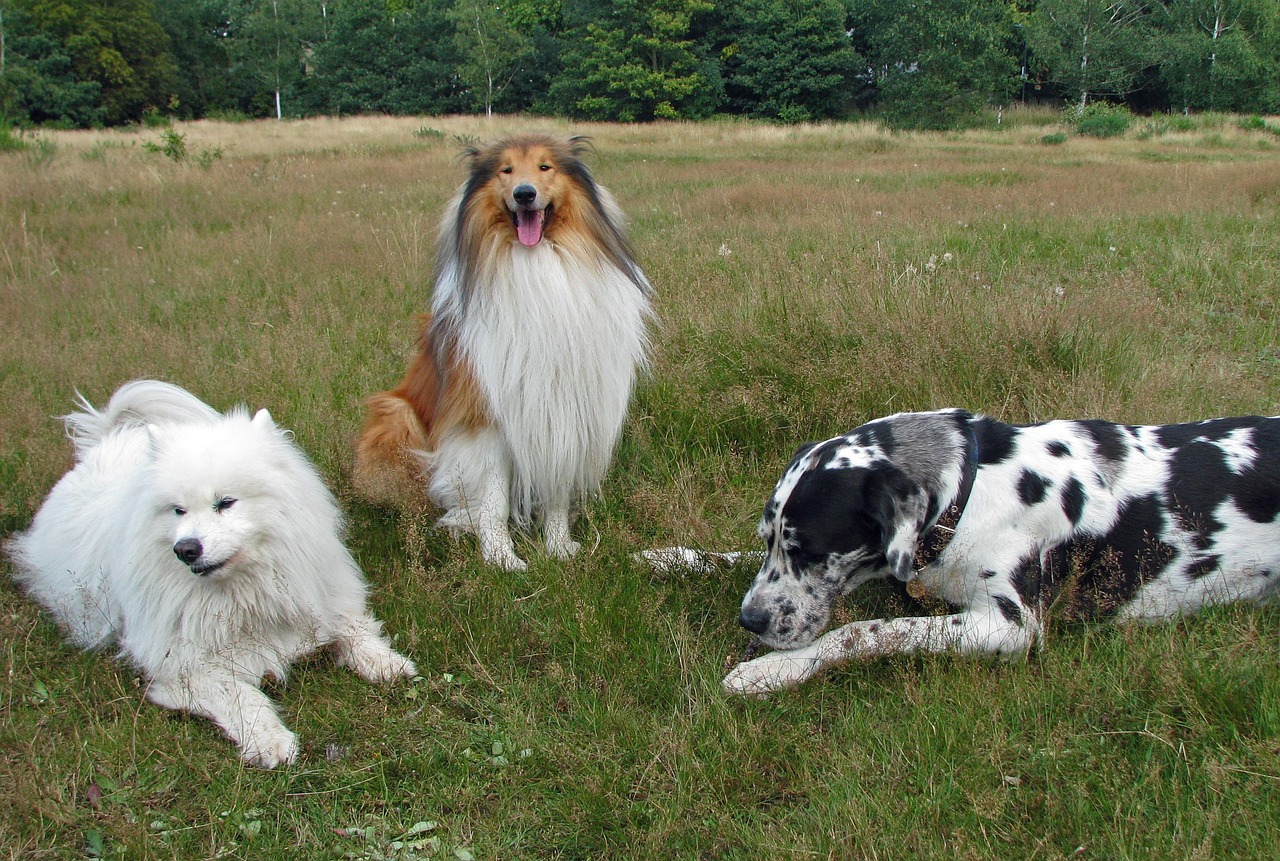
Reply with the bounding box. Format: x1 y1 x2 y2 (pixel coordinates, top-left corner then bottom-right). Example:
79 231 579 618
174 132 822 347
1074 102 1131 138
1040 131 1068 145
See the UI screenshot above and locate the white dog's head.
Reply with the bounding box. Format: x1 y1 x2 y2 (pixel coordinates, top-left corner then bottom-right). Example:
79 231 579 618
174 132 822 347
141 409 314 580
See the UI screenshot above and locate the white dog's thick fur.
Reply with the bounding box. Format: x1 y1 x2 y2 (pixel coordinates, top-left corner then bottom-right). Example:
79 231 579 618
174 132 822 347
6 380 416 767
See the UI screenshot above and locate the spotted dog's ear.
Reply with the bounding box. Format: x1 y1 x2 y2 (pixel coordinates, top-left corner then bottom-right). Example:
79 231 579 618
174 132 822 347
786 441 820 467
866 463 930 582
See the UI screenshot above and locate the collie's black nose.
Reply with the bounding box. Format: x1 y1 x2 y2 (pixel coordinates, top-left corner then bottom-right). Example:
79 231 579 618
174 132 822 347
173 538 203 565
513 184 537 205
739 606 771 635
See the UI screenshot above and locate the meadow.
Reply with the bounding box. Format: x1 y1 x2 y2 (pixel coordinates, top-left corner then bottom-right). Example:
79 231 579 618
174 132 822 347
1 111 1278 860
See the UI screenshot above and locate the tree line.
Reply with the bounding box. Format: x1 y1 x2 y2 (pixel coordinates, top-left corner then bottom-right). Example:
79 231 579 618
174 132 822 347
2 0 1278 131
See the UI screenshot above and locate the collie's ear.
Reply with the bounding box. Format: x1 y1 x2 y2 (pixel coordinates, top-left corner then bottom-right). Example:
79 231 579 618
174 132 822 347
866 464 930 582
566 135 595 158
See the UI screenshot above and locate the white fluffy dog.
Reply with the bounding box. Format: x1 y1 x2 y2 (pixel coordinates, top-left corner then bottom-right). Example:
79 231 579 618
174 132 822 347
6 380 416 768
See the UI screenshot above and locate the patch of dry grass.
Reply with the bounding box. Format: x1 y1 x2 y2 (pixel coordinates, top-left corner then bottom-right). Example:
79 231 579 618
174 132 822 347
1 115 1278 860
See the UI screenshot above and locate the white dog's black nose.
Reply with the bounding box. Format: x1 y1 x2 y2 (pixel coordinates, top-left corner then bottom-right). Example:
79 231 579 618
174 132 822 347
513 184 537 206
174 538 203 565
739 606 771 635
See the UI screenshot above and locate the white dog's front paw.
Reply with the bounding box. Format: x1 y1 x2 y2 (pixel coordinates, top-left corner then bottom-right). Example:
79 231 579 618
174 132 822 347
240 725 299 769
722 650 819 695
352 645 418 683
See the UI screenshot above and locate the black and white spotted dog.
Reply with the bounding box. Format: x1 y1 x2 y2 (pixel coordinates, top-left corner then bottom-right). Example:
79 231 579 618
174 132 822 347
719 409 1280 694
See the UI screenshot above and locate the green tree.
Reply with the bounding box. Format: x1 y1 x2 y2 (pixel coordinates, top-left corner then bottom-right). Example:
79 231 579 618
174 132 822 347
230 0 323 118
448 0 531 116
306 0 467 115
551 0 721 121
9 0 177 124
152 0 239 119
1153 0 1280 112
715 0 863 122
0 4 104 125
851 0 1018 129
1026 0 1156 111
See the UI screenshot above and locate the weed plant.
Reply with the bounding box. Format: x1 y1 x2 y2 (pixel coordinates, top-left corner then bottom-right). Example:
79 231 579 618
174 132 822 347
1 116 1278 860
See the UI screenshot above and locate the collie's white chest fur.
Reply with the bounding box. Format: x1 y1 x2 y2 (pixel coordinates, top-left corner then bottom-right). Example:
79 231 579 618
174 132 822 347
451 241 650 517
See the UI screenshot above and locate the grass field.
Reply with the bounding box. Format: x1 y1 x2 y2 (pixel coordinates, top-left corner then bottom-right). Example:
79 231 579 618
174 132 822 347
2 111 1279 860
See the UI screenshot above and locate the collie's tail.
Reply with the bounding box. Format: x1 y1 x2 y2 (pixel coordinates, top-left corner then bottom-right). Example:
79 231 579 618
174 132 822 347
353 392 431 508
63 379 221 459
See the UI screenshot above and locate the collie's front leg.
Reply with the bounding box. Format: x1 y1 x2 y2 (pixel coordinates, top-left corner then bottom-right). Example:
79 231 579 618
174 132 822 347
543 497 581 560
431 428 526 570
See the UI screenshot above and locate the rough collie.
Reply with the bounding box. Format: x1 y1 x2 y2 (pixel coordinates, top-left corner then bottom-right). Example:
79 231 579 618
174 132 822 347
355 135 653 570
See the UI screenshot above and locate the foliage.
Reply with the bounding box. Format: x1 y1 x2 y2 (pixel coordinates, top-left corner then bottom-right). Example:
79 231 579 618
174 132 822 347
550 0 722 121
306 0 468 117
851 0 1019 130
1152 0 1280 114
8 0 177 124
1026 0 1158 111
0 6 105 127
1073 101 1132 137
4 0 1280 127
713 0 863 123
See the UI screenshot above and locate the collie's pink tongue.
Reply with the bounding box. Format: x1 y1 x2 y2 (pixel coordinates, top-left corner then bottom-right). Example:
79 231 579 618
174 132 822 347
516 209 544 247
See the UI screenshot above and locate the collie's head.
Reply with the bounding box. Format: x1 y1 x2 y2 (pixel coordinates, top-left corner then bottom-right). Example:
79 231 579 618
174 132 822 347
446 134 649 293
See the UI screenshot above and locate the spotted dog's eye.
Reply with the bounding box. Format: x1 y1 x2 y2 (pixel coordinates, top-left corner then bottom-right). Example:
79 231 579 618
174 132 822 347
215 497 237 513
173 506 187 517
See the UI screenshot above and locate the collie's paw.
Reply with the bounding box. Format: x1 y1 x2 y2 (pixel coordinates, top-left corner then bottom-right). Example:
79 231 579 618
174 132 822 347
241 725 299 769
545 535 582 560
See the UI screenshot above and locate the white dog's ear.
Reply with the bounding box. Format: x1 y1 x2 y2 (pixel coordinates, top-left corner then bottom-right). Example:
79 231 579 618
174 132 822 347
145 423 164 452
251 408 274 428
867 466 929 582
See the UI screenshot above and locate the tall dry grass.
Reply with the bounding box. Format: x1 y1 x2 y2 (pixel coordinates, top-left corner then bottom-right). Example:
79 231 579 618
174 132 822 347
1 115 1278 860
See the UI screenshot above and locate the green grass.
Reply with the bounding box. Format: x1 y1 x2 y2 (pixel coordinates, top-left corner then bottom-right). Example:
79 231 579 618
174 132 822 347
2 116 1279 860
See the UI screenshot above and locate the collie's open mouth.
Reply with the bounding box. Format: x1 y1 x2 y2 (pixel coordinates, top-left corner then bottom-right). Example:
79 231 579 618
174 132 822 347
512 205 551 247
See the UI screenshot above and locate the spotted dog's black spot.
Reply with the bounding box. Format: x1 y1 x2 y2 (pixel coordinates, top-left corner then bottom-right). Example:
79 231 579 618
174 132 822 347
1153 416 1266 448
980 569 997 579
994 595 1024 626
1017 470 1051 506
1053 494 1176 619
973 417 1017 465
1078 420 1129 465
1167 440 1230 548
1061 477 1087 526
1184 555 1221 580
1047 441 1071 458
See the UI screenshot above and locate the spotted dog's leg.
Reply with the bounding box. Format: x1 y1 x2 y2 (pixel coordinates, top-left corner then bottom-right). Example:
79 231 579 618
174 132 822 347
722 604 1038 695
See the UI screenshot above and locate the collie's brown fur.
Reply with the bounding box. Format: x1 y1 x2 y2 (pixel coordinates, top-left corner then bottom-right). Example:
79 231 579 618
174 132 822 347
354 135 650 540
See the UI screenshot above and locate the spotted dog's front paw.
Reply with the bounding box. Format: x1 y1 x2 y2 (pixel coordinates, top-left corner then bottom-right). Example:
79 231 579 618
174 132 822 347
721 648 820 695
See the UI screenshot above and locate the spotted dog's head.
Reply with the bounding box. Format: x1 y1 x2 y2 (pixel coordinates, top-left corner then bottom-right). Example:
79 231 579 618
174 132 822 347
738 410 975 649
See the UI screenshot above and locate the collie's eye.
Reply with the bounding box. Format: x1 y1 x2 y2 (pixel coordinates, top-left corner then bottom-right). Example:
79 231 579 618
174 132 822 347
215 497 237 513
173 506 187 516
539 164 552 171
500 165 513 174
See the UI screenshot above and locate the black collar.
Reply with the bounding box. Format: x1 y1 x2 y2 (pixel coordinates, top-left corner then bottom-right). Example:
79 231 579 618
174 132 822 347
911 426 979 572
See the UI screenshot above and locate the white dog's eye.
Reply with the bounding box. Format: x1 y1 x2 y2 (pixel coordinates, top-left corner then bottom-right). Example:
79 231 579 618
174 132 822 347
173 506 186 516
215 497 237 513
